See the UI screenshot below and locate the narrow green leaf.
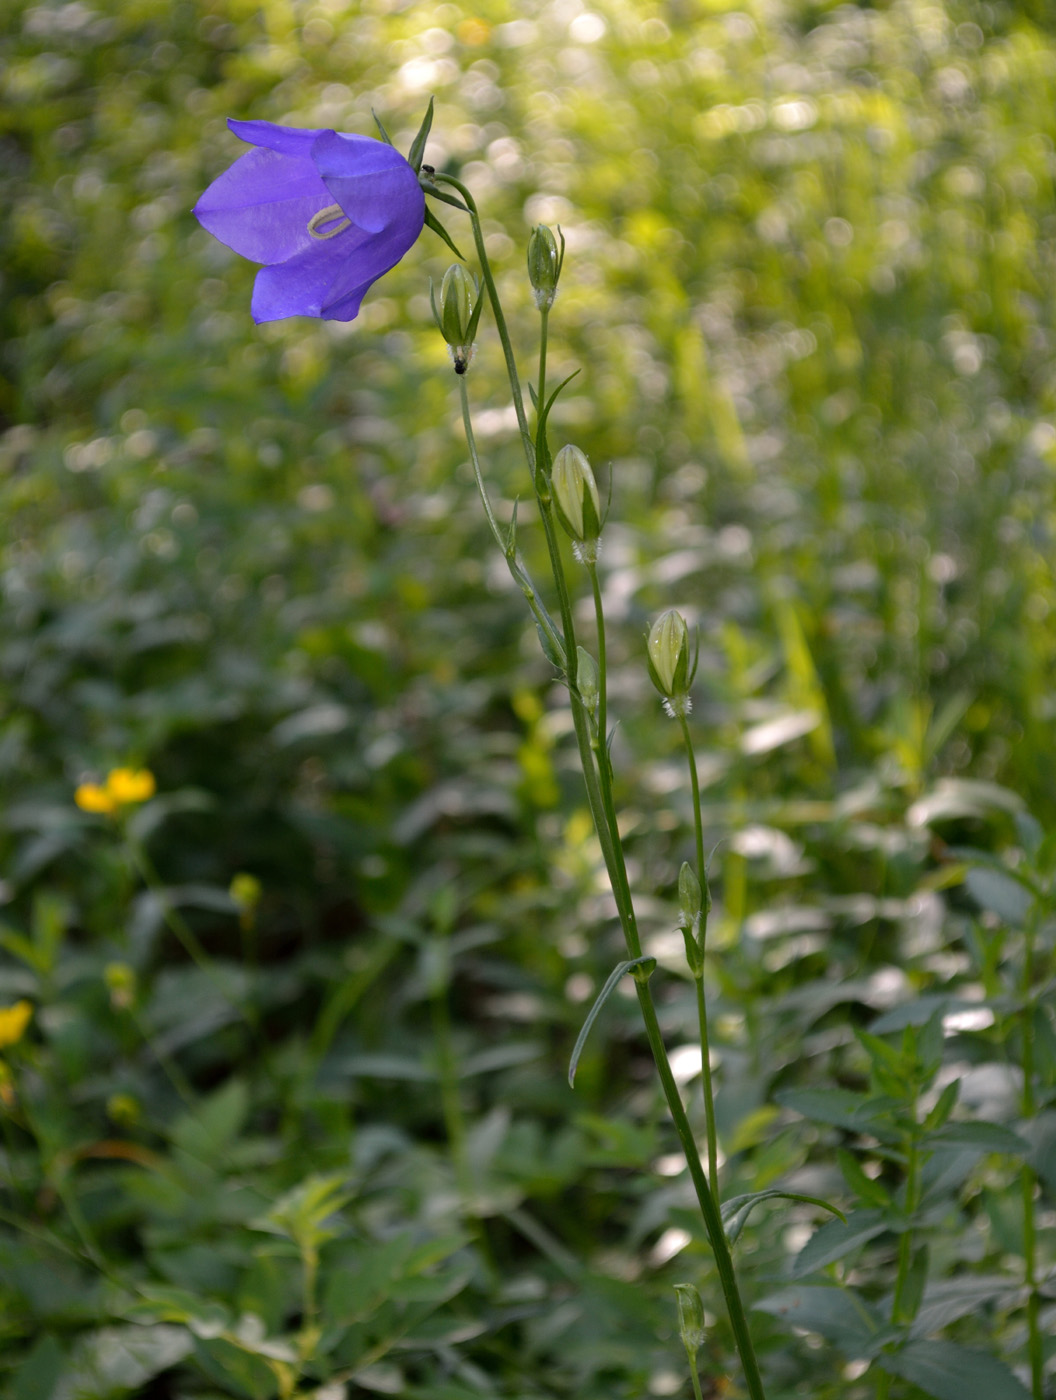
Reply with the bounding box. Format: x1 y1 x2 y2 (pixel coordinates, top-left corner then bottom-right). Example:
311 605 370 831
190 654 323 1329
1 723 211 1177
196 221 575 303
837 1148 891 1208
923 1078 960 1132
721 1189 845 1246
407 96 434 172
535 369 582 480
871 995 954 1033
931 1121 1028 1154
422 182 469 211
423 207 466 261
428 277 443 334
568 956 655 1087
372 109 394 145
534 618 565 669
542 368 581 424
855 1026 905 1071
0 926 46 973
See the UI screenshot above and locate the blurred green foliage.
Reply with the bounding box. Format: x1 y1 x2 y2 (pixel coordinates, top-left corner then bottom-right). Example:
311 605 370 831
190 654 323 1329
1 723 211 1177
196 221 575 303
1 0 1056 1397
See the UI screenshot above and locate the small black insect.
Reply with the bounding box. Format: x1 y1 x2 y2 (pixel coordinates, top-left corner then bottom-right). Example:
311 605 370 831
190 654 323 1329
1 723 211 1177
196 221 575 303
421 163 435 176
454 357 468 375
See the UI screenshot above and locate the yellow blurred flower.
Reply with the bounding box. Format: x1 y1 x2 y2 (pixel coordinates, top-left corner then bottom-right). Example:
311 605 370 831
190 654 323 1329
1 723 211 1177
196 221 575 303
456 16 490 44
105 768 156 804
0 1000 32 1049
75 767 156 815
75 783 116 815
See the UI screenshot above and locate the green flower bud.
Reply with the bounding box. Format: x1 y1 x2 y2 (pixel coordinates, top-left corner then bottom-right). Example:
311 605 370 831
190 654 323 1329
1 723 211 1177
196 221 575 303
576 646 599 718
432 264 482 374
674 1283 706 1360
439 264 475 342
230 871 263 931
678 861 712 973
678 861 702 933
647 609 693 707
527 224 562 310
551 444 601 552
107 1092 141 1127
104 960 137 1011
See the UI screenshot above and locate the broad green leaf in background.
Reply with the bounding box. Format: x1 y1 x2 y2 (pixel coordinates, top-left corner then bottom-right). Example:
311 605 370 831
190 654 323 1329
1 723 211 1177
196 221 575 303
791 1211 890 1279
965 867 1034 927
909 1277 1025 1338
877 1340 1032 1400
776 1088 901 1140
52 1325 194 1400
753 1285 886 1355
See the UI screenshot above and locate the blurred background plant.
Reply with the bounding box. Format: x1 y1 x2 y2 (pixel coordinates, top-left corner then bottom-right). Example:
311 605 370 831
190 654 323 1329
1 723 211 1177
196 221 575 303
1 0 1056 1397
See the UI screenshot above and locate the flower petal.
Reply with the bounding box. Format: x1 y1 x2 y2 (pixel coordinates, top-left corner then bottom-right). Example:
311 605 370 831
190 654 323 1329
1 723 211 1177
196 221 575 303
248 207 419 323
249 226 371 322
194 147 330 265
310 130 425 237
227 118 326 156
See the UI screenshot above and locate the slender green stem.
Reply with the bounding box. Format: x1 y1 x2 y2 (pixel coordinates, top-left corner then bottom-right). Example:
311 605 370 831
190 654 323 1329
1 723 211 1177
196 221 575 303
51 1173 107 1272
588 565 608 765
428 912 493 1273
529 379 764 1400
18 1080 108 1272
679 713 706 892
678 711 718 1195
539 304 549 413
130 1005 196 1106
688 1354 706 1400
432 970 472 1207
127 840 216 979
1022 1166 1042 1400
302 1245 319 1329
890 1128 920 1324
694 976 719 1200
308 935 401 1063
432 174 534 472
459 373 510 548
876 1106 922 1400
129 838 260 1035
635 982 766 1400
458 376 564 664
438 186 767 1400
127 839 280 1097
1020 914 1044 1400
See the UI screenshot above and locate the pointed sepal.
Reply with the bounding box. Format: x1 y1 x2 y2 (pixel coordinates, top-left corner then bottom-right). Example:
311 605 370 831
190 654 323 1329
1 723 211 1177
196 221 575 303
423 206 466 261
371 109 394 146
